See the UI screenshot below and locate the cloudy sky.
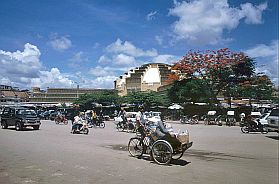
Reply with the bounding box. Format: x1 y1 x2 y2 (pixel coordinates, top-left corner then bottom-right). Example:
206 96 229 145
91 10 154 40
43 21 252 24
0 0 278 89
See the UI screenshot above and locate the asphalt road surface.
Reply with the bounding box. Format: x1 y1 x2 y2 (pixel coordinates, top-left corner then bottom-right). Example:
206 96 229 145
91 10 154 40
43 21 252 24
0 120 278 184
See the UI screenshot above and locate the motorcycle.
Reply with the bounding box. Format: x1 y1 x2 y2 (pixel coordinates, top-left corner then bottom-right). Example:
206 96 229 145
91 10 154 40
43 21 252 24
71 120 89 134
240 120 268 134
54 115 68 125
91 116 105 128
115 117 136 132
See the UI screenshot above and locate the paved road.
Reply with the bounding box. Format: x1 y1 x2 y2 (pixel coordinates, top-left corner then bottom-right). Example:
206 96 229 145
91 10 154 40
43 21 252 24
0 121 278 184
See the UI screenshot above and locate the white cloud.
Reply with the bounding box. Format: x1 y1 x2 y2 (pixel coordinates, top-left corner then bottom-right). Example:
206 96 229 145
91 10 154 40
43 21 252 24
68 51 88 68
0 43 73 89
169 0 267 45
31 68 73 88
245 40 278 85
155 35 163 45
240 3 267 24
78 76 117 89
98 55 112 64
49 35 72 51
146 11 157 21
0 43 42 83
152 54 178 65
106 38 158 57
91 76 117 89
97 39 178 72
89 66 117 77
113 54 136 66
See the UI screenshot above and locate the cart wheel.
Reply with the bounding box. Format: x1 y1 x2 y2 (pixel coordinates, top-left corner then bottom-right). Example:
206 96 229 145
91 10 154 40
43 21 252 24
151 140 173 165
128 137 144 157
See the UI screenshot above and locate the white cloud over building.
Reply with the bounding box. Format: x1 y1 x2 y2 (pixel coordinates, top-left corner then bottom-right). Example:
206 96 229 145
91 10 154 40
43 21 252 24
169 0 267 45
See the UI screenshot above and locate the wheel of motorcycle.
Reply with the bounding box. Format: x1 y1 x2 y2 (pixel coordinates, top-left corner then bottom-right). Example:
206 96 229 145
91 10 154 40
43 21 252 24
241 126 249 133
99 122 105 128
128 137 144 157
84 128 89 135
261 126 268 134
127 123 135 133
116 124 122 131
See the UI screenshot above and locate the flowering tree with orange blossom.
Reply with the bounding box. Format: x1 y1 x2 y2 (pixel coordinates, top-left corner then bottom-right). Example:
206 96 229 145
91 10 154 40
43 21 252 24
168 48 256 104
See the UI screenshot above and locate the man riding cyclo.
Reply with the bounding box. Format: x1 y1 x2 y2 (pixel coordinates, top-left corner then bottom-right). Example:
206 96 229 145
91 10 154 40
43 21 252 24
136 106 182 156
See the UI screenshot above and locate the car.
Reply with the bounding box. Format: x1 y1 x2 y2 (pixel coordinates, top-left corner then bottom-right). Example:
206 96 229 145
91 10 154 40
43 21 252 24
267 108 279 133
126 112 138 123
258 112 270 125
1 106 41 131
0 108 3 123
49 111 58 121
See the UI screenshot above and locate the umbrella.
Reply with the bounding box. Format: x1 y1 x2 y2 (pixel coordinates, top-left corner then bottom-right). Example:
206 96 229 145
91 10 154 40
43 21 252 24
168 104 184 110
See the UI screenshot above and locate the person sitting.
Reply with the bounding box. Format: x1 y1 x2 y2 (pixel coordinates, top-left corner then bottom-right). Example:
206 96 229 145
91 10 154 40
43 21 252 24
155 121 181 149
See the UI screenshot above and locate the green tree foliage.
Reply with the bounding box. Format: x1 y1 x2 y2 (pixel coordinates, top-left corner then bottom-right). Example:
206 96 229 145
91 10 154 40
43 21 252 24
168 79 211 103
74 90 120 110
122 91 170 110
169 48 259 104
239 75 274 101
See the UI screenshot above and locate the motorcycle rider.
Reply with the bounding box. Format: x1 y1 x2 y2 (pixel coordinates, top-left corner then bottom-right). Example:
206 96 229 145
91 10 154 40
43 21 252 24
246 115 257 129
71 112 83 132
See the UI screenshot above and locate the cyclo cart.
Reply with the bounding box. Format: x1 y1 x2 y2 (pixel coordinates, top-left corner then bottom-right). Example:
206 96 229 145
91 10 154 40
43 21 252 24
128 122 193 165
225 111 236 126
204 111 222 125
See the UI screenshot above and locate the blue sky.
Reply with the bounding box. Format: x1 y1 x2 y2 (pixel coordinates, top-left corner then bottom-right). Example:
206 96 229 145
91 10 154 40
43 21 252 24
0 0 278 89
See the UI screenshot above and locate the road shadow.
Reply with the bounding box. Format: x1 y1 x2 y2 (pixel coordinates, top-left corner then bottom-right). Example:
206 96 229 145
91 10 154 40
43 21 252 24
137 155 191 166
184 149 255 161
106 144 191 166
4 128 38 132
266 136 279 140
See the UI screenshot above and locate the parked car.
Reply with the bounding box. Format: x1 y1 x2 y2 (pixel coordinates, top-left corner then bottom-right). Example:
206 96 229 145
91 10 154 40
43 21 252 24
126 112 138 123
267 108 279 133
49 111 58 121
1 106 41 131
39 110 55 120
258 112 270 125
0 108 3 123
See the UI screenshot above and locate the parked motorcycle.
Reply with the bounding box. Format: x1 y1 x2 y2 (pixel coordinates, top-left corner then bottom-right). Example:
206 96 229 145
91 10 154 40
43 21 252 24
240 120 268 134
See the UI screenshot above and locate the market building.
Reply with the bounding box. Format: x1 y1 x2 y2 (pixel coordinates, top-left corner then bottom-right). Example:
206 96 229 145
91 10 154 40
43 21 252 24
114 63 175 96
0 85 29 105
29 87 112 105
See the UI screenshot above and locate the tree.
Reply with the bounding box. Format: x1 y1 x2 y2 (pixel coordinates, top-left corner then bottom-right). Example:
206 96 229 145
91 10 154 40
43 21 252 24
239 74 274 104
122 91 170 110
169 48 256 104
74 90 120 110
168 78 211 103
